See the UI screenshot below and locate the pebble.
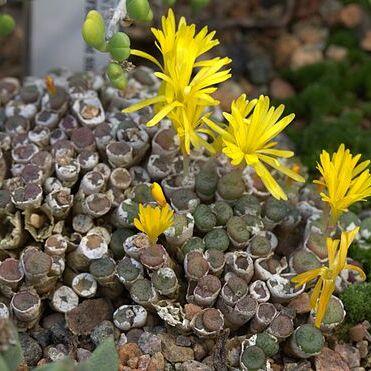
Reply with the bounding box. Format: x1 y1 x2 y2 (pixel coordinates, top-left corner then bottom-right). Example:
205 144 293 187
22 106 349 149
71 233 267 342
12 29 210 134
30 328 52 349
76 348 92 362
138 332 162 355
176 336 192 347
274 34 301 67
349 324 371 342
291 45 323 69
193 342 207 361
269 78 295 100
293 20 328 46
334 344 361 368
180 360 213 371
148 352 165 371
90 320 115 346
119 343 143 366
315 347 350 371
356 341 369 359
126 328 144 343
326 45 348 62
160 333 194 364
339 4 363 28
360 31 371 52
19 333 42 366
66 298 112 335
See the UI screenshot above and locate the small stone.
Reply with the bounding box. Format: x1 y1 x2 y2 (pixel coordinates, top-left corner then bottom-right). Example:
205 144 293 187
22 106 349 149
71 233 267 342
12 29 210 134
326 45 348 62
127 356 139 368
334 344 360 368
315 347 350 371
119 343 143 366
90 320 115 346
349 324 371 342
194 342 207 361
360 31 371 52
356 341 369 359
339 4 363 28
138 332 162 355
148 352 165 371
293 20 328 46
137 354 151 370
19 333 42 366
49 322 70 345
291 45 323 69
184 304 202 321
160 333 194 364
287 292 311 314
30 328 52 349
269 78 295 100
275 34 301 67
126 328 144 343
180 360 213 371
66 298 112 335
76 348 92 362
176 335 192 347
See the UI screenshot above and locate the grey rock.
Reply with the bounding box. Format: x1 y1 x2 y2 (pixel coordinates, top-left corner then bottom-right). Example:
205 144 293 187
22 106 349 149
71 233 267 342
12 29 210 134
19 333 42 366
90 320 115 345
138 332 161 355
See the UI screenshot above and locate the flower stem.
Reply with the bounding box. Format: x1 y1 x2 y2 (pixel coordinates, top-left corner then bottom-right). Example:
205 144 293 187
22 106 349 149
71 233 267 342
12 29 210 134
182 154 190 180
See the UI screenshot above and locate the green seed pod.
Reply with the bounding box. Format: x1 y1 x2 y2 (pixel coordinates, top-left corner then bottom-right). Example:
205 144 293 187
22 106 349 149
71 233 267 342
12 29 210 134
240 345 266 371
0 14 15 38
191 0 210 13
210 200 233 226
234 194 261 217
255 332 279 358
82 11 106 51
106 63 128 90
193 204 216 233
226 216 250 246
217 170 245 202
107 32 131 62
126 0 152 22
204 228 230 251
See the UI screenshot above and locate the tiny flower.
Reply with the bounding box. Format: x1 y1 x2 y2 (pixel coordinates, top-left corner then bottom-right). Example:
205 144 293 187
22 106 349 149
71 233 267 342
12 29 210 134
204 94 305 200
314 144 371 225
123 9 231 155
133 204 174 244
292 227 365 328
151 182 167 207
45 76 57 97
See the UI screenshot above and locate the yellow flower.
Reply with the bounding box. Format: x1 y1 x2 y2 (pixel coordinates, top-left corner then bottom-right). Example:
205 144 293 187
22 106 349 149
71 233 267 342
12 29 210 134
151 182 167 207
204 94 305 200
314 144 371 225
45 75 57 97
133 203 174 244
292 227 365 328
123 9 231 155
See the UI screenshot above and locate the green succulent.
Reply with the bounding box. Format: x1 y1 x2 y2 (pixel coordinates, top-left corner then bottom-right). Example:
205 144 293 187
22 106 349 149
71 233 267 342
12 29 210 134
0 13 15 38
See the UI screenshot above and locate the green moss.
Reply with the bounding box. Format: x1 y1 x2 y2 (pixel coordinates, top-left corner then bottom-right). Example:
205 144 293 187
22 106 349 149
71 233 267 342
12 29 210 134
340 283 371 323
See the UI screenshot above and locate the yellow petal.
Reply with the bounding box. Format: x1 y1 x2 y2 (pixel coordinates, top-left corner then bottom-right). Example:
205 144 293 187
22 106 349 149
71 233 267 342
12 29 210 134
151 182 167 207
